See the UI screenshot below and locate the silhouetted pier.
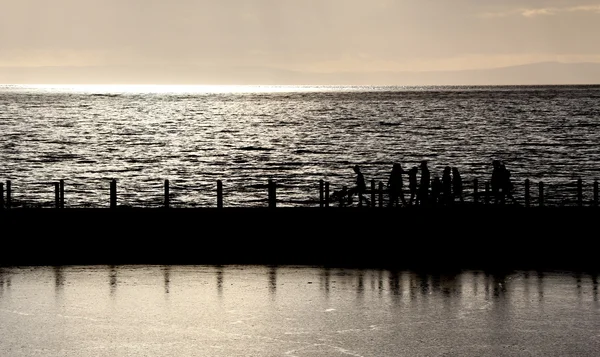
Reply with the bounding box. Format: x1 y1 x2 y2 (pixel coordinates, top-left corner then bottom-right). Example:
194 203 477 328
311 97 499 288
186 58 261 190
1 177 598 272
0 177 599 209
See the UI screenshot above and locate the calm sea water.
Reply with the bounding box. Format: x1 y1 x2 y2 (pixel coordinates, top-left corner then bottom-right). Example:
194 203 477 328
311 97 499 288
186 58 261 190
1 84 599 208
0 265 598 357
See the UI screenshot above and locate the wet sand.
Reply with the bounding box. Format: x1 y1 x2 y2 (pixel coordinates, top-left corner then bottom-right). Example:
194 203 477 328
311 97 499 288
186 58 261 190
1 206 598 271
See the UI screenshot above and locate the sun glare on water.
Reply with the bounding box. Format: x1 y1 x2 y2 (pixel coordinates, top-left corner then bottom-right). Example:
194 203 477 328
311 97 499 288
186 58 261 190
17 84 348 94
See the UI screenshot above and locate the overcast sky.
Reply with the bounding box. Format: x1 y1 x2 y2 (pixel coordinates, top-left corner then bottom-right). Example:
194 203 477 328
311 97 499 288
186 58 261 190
1 0 599 84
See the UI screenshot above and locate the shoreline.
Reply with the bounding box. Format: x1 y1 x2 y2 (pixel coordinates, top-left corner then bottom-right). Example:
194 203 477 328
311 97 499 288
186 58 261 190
1 206 598 272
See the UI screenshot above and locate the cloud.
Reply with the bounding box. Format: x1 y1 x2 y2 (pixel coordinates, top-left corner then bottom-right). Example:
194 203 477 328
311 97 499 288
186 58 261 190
480 4 600 18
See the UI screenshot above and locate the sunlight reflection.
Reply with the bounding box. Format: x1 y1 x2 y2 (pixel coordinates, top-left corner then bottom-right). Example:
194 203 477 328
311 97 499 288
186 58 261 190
16 84 362 94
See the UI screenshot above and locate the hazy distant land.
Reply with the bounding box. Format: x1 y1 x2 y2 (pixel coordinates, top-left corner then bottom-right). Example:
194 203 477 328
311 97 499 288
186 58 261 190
2 61 600 86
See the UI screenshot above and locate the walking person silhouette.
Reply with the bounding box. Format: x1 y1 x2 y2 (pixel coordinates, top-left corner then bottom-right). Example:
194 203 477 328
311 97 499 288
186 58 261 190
407 166 419 206
349 165 369 207
387 163 407 207
452 167 464 203
491 160 503 204
417 160 430 206
441 166 453 205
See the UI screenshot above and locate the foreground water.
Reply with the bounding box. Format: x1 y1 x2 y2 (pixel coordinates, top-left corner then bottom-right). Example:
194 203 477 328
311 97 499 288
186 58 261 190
1 84 600 208
0 265 598 357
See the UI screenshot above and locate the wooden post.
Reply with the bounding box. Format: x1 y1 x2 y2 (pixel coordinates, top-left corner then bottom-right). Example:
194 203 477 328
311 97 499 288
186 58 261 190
6 180 11 209
577 178 583 207
484 181 490 205
268 179 276 208
164 179 170 208
370 179 376 208
59 179 64 208
473 178 478 205
319 179 324 208
110 179 117 209
0 182 4 209
325 181 330 208
378 181 384 208
524 179 530 208
55 182 60 208
217 180 223 208
538 181 544 207
592 179 598 207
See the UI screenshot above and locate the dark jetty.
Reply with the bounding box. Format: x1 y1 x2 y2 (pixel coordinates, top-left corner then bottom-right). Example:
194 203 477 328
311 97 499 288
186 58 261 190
1 206 598 272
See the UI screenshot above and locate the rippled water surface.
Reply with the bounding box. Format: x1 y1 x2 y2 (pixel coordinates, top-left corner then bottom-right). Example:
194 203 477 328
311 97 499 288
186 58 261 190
0 265 598 357
1 84 599 207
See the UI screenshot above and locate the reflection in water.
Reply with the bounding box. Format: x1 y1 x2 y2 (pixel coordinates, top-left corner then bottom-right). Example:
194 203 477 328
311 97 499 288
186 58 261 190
54 266 64 298
388 271 401 299
0 268 5 295
537 271 544 302
163 266 170 294
268 266 277 296
109 266 117 296
216 266 224 296
1 266 600 357
377 270 384 296
320 268 331 296
593 274 598 302
472 271 479 296
356 270 364 296
418 272 430 295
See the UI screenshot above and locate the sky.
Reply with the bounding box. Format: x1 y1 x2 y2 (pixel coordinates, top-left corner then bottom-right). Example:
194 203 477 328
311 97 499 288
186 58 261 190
1 0 600 85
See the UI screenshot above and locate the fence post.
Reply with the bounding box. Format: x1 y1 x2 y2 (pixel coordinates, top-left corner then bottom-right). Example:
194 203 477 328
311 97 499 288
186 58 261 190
217 180 223 208
59 179 64 208
577 178 583 207
164 179 170 208
319 180 324 208
6 180 11 209
325 181 330 208
369 179 375 208
110 179 117 209
55 182 60 208
485 181 490 205
594 180 599 207
378 181 384 208
0 182 3 209
524 179 530 208
538 181 544 207
268 179 276 208
473 178 478 205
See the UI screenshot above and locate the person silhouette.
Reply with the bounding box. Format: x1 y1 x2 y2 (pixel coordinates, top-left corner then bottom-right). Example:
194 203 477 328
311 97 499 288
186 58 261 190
387 163 407 207
431 176 442 205
350 165 368 207
417 160 430 206
407 166 419 206
501 164 515 204
490 160 503 204
441 166 452 205
452 167 464 203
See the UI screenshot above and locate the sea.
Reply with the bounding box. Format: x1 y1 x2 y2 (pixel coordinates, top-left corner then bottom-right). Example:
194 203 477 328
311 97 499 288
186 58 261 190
0 265 598 357
1 84 600 208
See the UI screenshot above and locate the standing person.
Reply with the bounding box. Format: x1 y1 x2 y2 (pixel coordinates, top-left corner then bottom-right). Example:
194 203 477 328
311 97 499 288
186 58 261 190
452 167 464 203
417 160 430 206
387 163 407 207
501 163 515 204
431 176 442 206
407 166 419 206
491 160 503 204
441 166 453 205
350 165 368 207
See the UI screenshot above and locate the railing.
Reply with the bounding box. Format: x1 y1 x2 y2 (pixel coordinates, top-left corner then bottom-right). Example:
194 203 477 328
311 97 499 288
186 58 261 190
1 177 599 209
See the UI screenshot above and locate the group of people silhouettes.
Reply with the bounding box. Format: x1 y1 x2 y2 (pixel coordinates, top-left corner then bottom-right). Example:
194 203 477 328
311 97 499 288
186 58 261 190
341 159 512 207
385 160 464 207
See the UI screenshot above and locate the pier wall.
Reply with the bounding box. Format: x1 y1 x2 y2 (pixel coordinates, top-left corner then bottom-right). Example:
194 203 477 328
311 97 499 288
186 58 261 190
1 206 598 272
